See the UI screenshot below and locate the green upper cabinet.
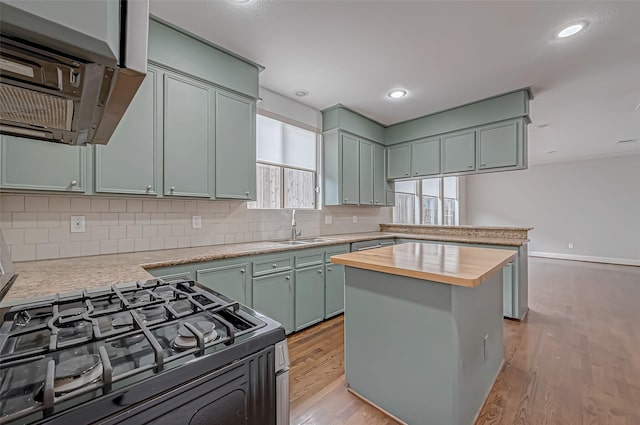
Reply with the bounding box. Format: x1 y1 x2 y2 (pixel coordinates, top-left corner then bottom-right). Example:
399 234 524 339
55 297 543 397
0 136 86 192
342 134 360 205
442 130 476 174
477 120 519 170
95 67 158 196
214 91 256 200
387 144 411 179
411 138 440 177
359 141 373 205
373 145 386 206
163 72 211 198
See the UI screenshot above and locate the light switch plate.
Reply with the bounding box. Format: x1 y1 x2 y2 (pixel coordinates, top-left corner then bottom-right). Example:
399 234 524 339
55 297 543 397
192 216 202 229
70 216 85 233
352 216 358 224
325 215 333 225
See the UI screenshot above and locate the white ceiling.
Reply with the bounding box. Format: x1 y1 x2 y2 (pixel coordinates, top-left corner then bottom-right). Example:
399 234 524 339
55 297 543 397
150 0 640 164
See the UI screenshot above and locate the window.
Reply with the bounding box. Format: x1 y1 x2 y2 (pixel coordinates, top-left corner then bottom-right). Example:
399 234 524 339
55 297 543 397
393 177 459 225
252 114 319 209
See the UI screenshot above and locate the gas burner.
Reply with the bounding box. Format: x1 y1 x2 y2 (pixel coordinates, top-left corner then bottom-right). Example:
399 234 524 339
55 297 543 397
137 305 166 323
57 320 92 341
173 321 218 349
59 307 86 318
111 333 146 348
54 354 103 395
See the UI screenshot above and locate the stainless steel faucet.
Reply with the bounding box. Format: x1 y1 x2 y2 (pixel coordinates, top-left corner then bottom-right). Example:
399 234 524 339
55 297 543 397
291 209 302 240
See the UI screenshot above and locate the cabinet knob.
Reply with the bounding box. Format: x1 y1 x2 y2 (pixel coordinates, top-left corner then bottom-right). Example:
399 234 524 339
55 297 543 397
405 172 409 176
245 191 250 196
318 269 323 274
374 200 378 204
146 185 152 191
70 180 77 186
344 198 348 202
370 200 373 204
272 263 277 268
481 163 486 167
328 267 333 271
415 171 418 175
285 276 290 280
240 268 245 273
170 186 175 192
467 165 473 168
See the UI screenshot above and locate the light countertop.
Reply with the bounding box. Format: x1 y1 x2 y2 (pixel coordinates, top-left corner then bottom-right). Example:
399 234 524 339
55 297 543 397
330 242 516 287
3 228 528 302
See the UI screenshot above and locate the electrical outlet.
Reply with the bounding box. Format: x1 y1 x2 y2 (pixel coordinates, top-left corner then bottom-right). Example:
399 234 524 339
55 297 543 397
568 242 574 249
352 216 358 224
192 216 202 229
70 216 85 233
325 215 333 225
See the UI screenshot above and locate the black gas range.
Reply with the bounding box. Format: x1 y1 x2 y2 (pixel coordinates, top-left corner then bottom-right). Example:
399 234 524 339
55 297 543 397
0 278 289 425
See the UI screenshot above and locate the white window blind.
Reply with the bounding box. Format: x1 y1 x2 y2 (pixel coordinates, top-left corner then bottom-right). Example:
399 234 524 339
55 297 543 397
256 115 316 171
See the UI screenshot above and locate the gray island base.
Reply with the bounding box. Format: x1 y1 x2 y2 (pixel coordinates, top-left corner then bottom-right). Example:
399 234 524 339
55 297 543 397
343 267 504 425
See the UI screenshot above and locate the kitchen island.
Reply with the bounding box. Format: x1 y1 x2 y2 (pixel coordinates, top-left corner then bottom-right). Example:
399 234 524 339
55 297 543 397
331 243 516 425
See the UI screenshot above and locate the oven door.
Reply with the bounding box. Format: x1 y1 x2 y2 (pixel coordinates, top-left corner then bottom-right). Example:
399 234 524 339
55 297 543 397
95 346 276 425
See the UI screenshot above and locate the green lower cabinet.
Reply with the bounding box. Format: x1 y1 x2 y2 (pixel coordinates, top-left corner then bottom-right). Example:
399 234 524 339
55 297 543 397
324 263 345 318
196 263 249 306
502 262 514 318
295 266 326 331
253 271 294 334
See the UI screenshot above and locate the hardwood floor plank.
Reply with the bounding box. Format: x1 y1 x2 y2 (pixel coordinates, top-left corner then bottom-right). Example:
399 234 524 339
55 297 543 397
288 257 640 425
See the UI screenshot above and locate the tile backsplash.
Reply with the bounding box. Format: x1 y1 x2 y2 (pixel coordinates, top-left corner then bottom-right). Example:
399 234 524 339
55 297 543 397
0 194 392 261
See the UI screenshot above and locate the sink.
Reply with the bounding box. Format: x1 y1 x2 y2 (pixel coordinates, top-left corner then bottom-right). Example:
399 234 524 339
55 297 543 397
273 238 333 246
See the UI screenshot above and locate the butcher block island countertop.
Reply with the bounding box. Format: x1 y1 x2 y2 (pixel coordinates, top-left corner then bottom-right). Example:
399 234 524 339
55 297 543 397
330 242 516 287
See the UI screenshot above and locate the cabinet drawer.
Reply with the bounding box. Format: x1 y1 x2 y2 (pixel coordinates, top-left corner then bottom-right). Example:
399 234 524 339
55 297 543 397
253 255 292 276
295 249 324 268
324 244 350 262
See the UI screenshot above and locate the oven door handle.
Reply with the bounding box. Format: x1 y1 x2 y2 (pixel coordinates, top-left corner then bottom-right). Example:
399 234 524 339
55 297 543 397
113 391 147 407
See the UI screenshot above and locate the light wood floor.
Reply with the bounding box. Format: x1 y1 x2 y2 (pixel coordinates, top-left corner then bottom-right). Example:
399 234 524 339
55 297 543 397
287 257 640 425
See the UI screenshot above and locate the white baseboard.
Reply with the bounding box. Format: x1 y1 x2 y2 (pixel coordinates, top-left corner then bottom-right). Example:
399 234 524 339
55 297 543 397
529 251 640 267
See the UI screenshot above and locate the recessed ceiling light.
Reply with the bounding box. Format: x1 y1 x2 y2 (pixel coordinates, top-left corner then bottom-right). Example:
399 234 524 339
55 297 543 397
616 139 639 144
388 89 407 99
556 22 588 39
545 150 558 154
294 89 309 97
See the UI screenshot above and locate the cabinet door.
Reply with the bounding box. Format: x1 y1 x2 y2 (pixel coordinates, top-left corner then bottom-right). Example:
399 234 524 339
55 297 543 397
387 145 411 179
502 262 514 318
325 263 345 318
95 68 158 195
358 141 373 205
386 180 396 206
163 73 210 197
0 136 85 192
197 263 249 305
411 138 440 177
253 271 294 334
478 121 518 169
341 134 359 205
295 266 325 331
215 91 256 200
442 130 475 173
373 145 386 206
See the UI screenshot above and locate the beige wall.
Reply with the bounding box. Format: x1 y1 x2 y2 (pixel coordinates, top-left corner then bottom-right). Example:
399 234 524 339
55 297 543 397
0 194 391 261
465 154 640 264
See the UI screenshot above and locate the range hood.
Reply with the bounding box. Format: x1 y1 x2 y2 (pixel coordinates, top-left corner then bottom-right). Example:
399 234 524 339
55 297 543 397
0 1 148 145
